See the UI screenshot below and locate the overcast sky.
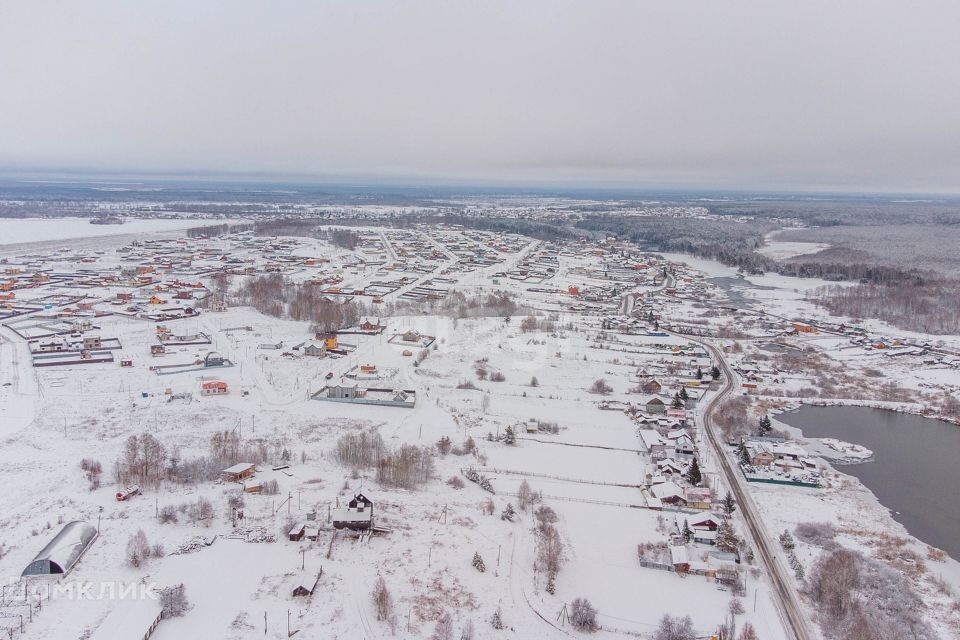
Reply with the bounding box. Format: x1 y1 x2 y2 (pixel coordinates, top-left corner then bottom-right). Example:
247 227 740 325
1 1 958 192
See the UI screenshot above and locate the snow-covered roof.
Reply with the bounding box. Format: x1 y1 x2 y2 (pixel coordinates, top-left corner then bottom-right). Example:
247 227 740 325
222 462 256 475
676 512 720 530
669 545 689 565
650 481 685 501
637 429 664 450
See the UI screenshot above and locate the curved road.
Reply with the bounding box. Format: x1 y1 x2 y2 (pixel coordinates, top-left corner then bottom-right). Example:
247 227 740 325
686 334 814 640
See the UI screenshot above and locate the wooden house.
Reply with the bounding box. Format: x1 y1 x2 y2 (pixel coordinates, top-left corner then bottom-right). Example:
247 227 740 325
288 523 306 542
332 493 374 531
359 318 385 332
221 463 256 482
746 442 775 467
639 379 663 395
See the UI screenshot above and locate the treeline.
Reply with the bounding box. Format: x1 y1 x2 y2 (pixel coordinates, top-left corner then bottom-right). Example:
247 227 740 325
253 219 321 237
810 279 960 334
572 213 939 285
574 215 776 273
186 223 254 238
437 214 580 242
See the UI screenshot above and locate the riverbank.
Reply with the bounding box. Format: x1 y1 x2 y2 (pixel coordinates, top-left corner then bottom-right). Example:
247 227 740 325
753 406 960 636
771 396 960 429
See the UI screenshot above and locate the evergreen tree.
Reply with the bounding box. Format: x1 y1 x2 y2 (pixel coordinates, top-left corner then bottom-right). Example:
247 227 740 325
472 551 486 573
682 520 693 543
722 491 736 515
711 365 721 380
671 393 684 409
503 425 516 445
738 442 751 466
696 365 704 379
679 387 689 401
500 503 515 521
545 573 556 594
716 519 740 553
758 415 772 436
686 458 702 486
778 530 795 551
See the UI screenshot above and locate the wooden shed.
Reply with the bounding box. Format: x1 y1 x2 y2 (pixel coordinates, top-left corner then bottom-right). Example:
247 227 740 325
221 463 256 482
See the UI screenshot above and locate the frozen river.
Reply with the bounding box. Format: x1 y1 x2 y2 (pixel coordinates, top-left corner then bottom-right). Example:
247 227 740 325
0 217 215 246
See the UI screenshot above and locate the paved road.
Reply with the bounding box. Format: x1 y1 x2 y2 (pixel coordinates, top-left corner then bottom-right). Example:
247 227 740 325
687 335 814 640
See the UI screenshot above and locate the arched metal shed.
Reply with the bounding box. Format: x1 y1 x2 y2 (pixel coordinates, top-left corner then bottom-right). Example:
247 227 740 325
22 521 98 576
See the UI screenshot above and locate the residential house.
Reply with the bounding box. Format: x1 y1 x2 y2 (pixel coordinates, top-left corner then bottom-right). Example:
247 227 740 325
201 381 228 396
643 396 667 414
303 341 327 358
332 493 374 531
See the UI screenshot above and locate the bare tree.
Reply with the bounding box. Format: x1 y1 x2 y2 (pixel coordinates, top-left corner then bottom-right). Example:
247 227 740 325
728 598 745 616
569 598 599 632
81 458 102 490
158 505 178 524
432 610 453 640
737 623 758 640
537 524 564 593
126 529 151 568
589 379 613 395
436 436 453 456
517 480 533 511
158 584 191 617
654 614 695 640
372 575 392 621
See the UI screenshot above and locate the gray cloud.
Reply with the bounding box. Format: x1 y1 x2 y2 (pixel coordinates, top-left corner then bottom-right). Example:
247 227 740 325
1 0 958 192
